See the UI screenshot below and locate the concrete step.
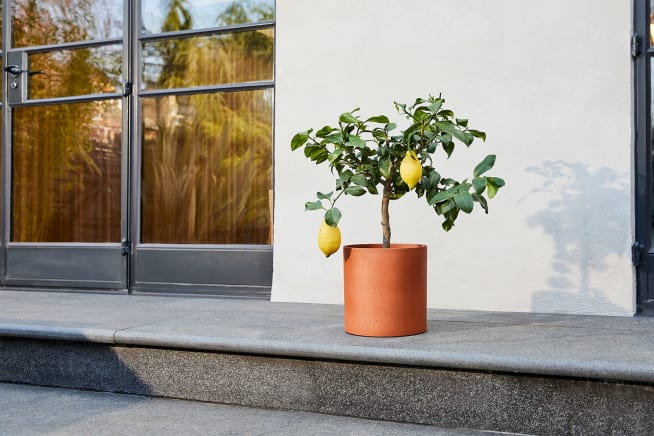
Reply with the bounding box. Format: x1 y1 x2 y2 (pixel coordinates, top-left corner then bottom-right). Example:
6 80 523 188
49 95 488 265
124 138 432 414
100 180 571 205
2 382 512 435
1 291 654 435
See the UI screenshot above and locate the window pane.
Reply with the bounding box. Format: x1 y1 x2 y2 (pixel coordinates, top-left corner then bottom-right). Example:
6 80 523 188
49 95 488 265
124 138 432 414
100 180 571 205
142 29 273 89
141 89 273 244
29 45 122 99
12 0 122 47
12 101 122 242
142 0 274 34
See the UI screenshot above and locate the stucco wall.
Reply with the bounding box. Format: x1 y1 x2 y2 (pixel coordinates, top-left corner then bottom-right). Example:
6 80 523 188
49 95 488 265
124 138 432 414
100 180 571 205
272 0 634 315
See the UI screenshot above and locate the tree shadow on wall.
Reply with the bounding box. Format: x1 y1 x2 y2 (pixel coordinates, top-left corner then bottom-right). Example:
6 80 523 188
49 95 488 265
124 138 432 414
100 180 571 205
524 161 630 315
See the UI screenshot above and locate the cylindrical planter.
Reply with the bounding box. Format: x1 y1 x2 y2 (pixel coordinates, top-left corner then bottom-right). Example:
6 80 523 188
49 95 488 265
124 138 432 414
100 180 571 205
343 244 427 337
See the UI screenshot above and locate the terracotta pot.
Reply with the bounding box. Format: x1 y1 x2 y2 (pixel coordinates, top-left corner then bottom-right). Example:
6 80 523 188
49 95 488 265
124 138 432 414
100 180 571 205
343 244 427 337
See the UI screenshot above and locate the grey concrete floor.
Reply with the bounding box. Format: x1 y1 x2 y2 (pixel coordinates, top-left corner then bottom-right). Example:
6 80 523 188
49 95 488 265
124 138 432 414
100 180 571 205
0 382 513 435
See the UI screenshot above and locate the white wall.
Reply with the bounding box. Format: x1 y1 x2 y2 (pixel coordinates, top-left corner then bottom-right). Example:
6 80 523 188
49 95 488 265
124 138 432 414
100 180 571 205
272 0 634 315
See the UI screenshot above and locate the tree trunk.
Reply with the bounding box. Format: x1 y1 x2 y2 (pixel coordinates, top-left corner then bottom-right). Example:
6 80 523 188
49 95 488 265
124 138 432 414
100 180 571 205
381 182 391 248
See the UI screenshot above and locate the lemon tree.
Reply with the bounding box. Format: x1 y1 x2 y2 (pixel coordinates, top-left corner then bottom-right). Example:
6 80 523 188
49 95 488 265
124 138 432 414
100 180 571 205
291 95 505 250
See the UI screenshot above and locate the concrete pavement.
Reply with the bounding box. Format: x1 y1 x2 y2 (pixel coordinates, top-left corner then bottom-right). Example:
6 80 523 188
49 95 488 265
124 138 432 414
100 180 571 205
0 382 512 435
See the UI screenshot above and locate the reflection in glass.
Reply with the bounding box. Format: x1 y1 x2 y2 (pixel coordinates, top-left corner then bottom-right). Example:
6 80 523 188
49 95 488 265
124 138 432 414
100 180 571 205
12 0 122 47
12 101 122 242
29 45 122 99
142 0 274 34
141 89 273 244
142 29 273 89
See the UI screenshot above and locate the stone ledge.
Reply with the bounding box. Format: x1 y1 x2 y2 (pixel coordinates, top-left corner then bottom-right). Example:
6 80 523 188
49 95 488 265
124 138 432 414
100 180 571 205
1 290 653 384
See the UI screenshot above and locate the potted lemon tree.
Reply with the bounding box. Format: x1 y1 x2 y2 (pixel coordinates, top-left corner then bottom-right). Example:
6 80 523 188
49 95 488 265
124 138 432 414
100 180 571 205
291 95 505 337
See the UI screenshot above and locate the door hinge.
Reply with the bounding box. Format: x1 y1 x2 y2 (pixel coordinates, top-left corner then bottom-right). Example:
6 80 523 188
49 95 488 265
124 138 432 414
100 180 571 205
121 240 132 256
632 34 643 58
632 241 645 266
122 81 132 97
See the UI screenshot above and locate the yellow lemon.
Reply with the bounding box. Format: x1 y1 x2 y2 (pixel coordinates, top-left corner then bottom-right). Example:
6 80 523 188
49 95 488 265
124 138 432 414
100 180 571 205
400 150 422 189
318 221 341 257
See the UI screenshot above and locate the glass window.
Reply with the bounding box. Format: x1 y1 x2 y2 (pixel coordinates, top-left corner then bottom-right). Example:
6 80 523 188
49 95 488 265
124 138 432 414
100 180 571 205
29 45 122 99
12 101 122 242
141 89 273 244
142 0 274 34
12 0 122 47
142 29 274 89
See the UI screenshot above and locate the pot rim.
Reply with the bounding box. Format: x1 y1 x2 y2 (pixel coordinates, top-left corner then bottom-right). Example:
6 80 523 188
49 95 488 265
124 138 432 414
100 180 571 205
343 243 427 250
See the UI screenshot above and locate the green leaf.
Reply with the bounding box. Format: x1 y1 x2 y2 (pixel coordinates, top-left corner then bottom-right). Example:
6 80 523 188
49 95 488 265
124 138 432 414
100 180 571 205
307 147 329 163
442 220 454 231
428 100 443 113
436 121 473 146
488 176 505 188
339 169 353 181
438 109 454 118
468 129 487 141
456 118 468 127
305 200 323 211
345 186 366 196
366 115 390 124
474 155 496 177
346 136 366 148
379 157 391 179
435 199 456 215
428 189 456 205
454 130 474 146
328 148 343 163
367 184 379 195
414 107 430 122
324 133 344 144
486 177 506 199
325 208 342 226
339 112 359 124
317 191 333 200
472 177 486 194
350 174 368 187
291 132 310 150
316 125 335 138
385 122 397 132
442 142 454 158
472 193 488 213
454 191 474 213
429 170 441 187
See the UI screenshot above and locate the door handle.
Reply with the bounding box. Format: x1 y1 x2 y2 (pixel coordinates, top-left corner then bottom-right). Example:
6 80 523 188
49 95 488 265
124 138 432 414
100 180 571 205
4 65 45 77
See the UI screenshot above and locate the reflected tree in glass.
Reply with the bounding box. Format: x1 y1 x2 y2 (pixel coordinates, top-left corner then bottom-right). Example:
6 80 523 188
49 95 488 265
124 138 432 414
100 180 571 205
141 1 274 244
11 0 123 242
12 0 122 47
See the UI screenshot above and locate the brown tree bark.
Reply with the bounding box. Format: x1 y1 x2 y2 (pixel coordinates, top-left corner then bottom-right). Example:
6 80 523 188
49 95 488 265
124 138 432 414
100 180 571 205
381 181 391 248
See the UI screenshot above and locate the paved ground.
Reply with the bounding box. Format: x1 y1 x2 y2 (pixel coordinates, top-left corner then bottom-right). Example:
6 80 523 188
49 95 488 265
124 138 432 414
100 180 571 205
0 383 514 435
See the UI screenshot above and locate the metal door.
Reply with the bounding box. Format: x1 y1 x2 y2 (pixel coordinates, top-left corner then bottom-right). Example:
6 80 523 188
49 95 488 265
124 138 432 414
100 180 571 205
634 0 654 313
1 0 274 297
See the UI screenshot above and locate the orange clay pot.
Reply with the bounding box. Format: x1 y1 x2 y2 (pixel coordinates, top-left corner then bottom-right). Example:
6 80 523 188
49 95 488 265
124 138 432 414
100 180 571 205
343 244 427 337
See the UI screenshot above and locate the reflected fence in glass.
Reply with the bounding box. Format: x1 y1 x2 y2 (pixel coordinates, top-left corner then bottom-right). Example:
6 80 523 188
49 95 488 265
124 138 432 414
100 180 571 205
141 89 273 245
12 100 122 243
